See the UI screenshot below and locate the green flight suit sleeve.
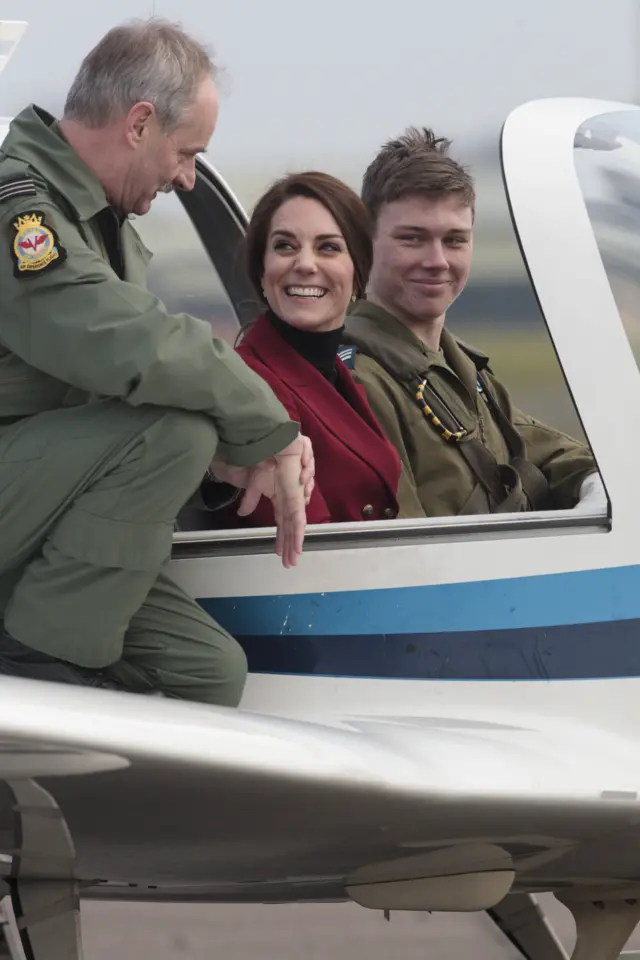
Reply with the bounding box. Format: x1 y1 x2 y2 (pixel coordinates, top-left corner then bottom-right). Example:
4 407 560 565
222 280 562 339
0 197 299 467
487 373 596 509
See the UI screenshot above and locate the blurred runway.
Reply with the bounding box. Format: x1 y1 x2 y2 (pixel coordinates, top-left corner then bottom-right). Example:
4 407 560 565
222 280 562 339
79 894 609 959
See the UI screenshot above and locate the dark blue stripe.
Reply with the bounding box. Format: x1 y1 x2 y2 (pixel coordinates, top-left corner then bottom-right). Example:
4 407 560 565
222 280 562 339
199 565 640 637
232 619 640 681
197 566 640 680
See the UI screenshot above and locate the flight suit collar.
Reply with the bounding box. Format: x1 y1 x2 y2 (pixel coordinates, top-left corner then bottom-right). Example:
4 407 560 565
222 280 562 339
440 329 490 400
1 104 110 221
345 299 491 396
346 300 436 375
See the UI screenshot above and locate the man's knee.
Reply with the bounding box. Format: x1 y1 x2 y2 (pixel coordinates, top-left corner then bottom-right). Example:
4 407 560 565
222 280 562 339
181 636 248 706
208 636 248 707
151 630 248 707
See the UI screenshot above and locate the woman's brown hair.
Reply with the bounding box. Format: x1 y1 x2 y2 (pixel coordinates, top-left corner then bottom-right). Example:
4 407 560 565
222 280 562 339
245 170 373 304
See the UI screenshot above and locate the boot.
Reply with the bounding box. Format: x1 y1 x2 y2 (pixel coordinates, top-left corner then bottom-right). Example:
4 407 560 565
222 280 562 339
0 626 124 690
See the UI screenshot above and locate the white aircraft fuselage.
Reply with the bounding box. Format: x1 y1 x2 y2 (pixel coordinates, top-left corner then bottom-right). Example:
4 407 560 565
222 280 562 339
1 14 640 957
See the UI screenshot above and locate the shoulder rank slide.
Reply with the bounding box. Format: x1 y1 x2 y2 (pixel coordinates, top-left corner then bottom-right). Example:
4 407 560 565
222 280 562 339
10 209 67 279
337 344 357 369
0 175 38 206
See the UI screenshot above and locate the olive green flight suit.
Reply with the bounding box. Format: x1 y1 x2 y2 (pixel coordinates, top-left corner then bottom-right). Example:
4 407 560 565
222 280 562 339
0 105 299 704
344 301 596 517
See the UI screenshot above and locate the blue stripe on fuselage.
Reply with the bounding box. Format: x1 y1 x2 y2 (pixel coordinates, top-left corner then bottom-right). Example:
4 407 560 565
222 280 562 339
200 565 640 637
235 620 640 680
197 566 640 681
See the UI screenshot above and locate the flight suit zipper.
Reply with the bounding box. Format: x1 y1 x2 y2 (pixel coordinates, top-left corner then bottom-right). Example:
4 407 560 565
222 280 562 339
426 382 466 433
478 407 487 445
427 378 483 443
476 377 490 445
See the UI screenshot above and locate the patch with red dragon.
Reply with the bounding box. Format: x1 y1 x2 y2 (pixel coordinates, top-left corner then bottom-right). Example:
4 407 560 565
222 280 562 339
11 210 67 278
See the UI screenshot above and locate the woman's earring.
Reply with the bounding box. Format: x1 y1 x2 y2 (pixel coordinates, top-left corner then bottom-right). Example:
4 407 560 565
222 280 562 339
351 292 357 303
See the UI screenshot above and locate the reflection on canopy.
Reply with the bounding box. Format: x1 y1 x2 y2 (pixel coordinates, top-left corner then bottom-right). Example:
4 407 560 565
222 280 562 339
574 110 640 360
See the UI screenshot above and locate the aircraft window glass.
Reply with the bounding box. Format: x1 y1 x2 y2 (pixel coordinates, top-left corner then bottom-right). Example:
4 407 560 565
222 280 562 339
573 109 640 368
448 161 586 441
131 189 241 345
165 147 600 539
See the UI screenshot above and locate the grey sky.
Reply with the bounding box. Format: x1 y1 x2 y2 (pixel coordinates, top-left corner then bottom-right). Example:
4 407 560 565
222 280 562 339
0 0 637 184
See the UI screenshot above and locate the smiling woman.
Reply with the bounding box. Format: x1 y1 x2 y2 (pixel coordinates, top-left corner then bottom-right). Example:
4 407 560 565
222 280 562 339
262 195 357 333
207 171 425 528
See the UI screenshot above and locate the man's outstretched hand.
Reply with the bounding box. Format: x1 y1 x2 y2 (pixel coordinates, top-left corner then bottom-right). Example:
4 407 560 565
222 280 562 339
208 435 315 568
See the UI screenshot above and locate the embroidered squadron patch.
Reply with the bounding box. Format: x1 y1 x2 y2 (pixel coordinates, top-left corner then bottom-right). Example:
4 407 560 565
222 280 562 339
11 210 67 278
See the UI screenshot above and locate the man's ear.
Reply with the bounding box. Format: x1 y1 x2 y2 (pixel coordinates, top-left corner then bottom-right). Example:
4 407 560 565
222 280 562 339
125 102 156 145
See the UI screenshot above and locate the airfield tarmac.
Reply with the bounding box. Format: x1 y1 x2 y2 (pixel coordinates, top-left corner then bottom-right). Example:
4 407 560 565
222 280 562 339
77 893 640 958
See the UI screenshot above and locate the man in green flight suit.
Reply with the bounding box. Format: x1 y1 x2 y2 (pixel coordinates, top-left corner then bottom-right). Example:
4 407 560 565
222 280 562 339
0 19 314 703
344 126 605 517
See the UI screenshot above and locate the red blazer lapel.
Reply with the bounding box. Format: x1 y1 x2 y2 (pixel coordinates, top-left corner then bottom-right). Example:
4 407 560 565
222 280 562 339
240 314 400 495
239 313 309 386
332 360 401 494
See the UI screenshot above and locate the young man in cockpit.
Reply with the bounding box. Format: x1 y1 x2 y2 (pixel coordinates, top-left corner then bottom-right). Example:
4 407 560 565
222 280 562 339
343 126 605 517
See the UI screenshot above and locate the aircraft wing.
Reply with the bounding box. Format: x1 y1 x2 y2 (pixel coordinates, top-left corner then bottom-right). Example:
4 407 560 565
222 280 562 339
0 676 639 907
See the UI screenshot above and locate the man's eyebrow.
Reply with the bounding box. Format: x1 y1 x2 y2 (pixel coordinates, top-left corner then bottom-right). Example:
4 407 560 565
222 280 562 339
392 224 471 234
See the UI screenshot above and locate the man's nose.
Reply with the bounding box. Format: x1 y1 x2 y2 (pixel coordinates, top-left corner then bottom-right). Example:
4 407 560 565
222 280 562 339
173 163 197 192
421 242 449 270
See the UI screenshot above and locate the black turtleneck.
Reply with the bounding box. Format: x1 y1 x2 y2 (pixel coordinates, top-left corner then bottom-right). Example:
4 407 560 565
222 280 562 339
267 309 344 384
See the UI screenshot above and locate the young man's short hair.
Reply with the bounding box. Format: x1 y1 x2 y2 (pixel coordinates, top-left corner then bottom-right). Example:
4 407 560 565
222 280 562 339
361 126 476 224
